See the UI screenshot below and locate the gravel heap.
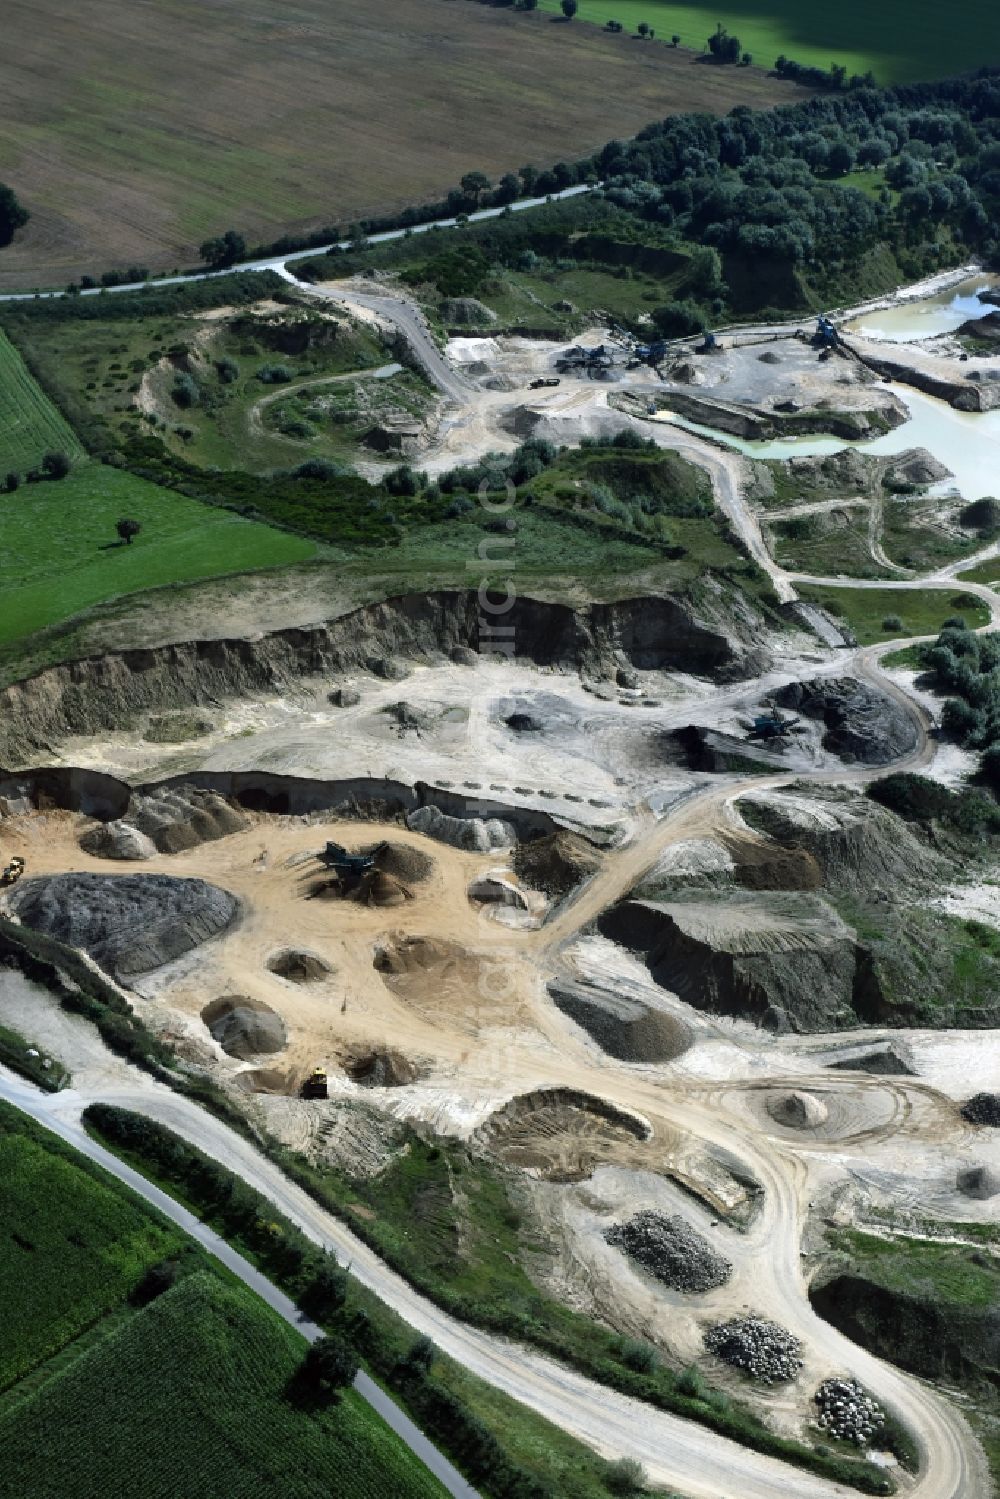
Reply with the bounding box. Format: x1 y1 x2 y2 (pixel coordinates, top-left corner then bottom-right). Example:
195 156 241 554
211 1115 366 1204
703 1316 804 1384
957 1164 999 1200
606 1212 732 1293
962 1092 1000 1126
814 1378 885 1446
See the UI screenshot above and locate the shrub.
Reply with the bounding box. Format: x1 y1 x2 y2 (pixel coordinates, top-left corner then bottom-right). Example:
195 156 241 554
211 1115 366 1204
41 450 71 479
603 1457 647 1494
256 363 293 384
171 373 199 409
882 614 902 631
4 471 19 492
619 1340 659 1374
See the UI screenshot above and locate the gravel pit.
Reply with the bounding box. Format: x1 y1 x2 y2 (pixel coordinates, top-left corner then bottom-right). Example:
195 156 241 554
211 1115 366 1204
342 1046 422 1088
605 1211 732 1294
477 1086 650 1183
766 1090 829 1129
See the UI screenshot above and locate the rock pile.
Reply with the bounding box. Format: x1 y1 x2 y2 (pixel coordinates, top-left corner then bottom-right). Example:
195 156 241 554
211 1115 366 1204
79 821 157 861
8 872 238 980
962 1092 1000 1126
703 1316 804 1383
406 803 512 852
513 830 602 899
202 996 287 1059
957 1164 999 1200
605 1212 732 1293
126 786 249 854
813 1377 884 1446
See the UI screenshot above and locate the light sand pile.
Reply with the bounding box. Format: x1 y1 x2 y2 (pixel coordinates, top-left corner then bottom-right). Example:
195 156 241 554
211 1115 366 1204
766 1090 829 1129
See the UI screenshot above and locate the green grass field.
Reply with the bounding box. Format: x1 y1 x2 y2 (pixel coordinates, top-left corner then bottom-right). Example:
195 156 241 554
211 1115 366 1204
0 462 315 644
0 1272 445 1499
796 584 990 644
0 330 83 474
0 1130 184 1391
539 0 998 83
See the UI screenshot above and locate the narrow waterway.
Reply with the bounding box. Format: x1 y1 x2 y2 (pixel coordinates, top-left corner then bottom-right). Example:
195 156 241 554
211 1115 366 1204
843 275 995 343
654 385 1000 501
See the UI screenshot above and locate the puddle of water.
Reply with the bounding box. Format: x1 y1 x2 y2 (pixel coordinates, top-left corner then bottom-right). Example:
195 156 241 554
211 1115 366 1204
844 276 994 343
654 385 1000 501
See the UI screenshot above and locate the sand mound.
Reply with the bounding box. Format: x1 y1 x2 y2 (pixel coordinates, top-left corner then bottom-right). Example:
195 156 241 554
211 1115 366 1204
365 841 435 884
723 835 822 893
962 1092 1000 1127
406 803 512 851
347 869 413 906
201 996 287 1058
478 1086 650 1183
79 821 157 861
342 1046 421 1088
957 1164 999 1200
129 786 249 854
8 872 238 980
267 949 332 984
513 830 602 899
766 1090 829 1129
548 977 691 1063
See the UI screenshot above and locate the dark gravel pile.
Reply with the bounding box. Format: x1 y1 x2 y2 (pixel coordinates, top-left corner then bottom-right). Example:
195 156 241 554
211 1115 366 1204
814 1377 884 1446
703 1316 804 1383
962 1092 1000 1126
605 1212 732 1293
8 872 238 980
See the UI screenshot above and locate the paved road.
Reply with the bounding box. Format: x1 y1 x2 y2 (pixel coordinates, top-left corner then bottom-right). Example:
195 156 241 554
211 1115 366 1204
0 186 595 304
0 1069 477 1499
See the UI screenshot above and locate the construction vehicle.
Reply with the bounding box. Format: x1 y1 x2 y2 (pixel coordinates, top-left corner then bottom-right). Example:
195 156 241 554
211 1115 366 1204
745 706 802 741
814 315 839 349
301 1066 329 1100
321 841 376 878
528 377 560 389
1 856 25 887
554 343 615 376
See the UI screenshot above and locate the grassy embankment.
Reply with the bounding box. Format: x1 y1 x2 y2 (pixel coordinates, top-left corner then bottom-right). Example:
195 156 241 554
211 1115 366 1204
0 1022 69 1091
0 1101 449 1499
0 329 316 645
795 584 989 644
537 0 994 83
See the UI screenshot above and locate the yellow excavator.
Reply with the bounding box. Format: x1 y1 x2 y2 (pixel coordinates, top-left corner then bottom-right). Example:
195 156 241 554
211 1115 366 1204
1 855 25 887
301 1066 328 1100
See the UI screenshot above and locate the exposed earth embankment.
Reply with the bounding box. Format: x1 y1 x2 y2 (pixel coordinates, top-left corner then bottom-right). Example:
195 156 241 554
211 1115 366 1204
0 588 768 766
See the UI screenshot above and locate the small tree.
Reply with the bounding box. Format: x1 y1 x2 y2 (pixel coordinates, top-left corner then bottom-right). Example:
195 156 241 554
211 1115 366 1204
199 229 247 269
116 517 141 546
561 0 578 17
742 50 752 65
41 451 71 479
637 22 649 37
297 1251 348 1321
0 182 29 246
604 1457 647 1495
291 1336 358 1407
4 472 19 493
671 32 681 45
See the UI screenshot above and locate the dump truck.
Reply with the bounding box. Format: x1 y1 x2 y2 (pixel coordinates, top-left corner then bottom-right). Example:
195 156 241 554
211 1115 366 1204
301 1066 329 1100
1 856 25 886
528 377 560 389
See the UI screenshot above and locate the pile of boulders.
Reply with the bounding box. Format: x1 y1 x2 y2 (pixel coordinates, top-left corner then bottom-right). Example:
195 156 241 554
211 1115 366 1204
814 1377 885 1446
606 1212 732 1293
962 1092 1000 1126
703 1316 804 1383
